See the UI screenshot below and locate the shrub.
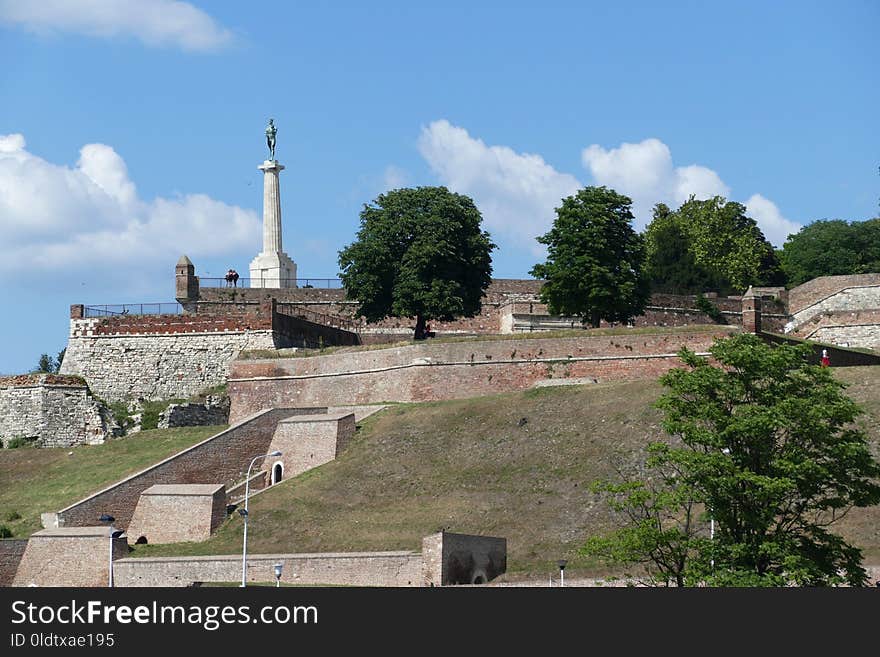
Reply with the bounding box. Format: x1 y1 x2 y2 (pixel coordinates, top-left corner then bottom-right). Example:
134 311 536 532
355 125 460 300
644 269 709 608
0 525 12 539
4 511 21 522
695 294 724 323
4 437 30 449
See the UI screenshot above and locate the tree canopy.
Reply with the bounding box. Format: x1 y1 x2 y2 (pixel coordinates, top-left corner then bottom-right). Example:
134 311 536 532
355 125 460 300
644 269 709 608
583 334 880 586
337 186 495 338
644 196 785 294
530 186 649 328
780 218 880 286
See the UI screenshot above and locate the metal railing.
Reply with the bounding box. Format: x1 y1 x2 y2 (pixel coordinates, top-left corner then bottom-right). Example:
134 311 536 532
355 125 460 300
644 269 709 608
275 304 361 333
199 277 342 289
83 303 184 317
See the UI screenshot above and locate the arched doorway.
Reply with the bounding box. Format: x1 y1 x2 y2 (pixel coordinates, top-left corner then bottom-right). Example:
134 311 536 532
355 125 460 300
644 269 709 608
272 462 283 485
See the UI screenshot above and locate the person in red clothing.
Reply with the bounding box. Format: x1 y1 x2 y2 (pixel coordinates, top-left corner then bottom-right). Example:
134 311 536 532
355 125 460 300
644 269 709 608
820 348 830 367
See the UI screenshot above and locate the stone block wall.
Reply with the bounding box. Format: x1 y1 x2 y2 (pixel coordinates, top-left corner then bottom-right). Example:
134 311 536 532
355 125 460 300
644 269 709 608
266 412 356 480
60 324 278 402
788 273 880 315
228 331 731 420
111 531 506 587
0 374 116 447
12 527 128 587
792 309 880 350
48 408 318 531
158 400 229 429
790 284 880 328
0 539 28 586
114 551 424 587
422 532 507 586
126 485 226 544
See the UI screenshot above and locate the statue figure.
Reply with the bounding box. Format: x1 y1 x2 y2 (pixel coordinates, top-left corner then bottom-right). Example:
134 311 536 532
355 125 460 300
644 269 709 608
265 118 277 161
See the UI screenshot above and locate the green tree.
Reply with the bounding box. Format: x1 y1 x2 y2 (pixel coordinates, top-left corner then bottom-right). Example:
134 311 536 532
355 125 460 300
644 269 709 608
530 186 649 328
34 354 55 373
644 203 727 294
672 196 784 292
583 334 880 586
338 186 495 339
779 219 865 286
780 218 880 287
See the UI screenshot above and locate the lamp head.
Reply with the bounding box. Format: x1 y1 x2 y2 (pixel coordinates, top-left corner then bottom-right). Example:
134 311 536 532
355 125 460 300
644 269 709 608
269 450 282 457
274 563 283 579
557 559 568 570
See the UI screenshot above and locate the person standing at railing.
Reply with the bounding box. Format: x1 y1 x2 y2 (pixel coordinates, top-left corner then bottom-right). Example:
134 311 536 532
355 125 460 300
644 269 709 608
232 269 239 287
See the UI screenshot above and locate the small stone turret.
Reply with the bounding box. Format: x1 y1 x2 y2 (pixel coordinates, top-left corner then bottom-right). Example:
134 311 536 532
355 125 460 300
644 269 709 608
742 286 761 334
175 255 199 303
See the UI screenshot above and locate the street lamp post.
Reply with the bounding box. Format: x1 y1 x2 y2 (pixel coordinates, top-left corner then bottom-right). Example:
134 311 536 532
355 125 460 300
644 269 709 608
240 451 282 588
557 559 567 587
98 514 124 588
710 448 731 572
274 562 283 588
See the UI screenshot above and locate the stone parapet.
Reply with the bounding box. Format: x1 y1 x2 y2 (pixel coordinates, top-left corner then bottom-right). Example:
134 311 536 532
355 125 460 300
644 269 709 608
126 484 226 545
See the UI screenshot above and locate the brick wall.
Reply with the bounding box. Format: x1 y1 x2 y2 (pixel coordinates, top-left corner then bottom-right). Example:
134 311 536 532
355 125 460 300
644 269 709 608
0 539 28 586
266 413 356 480
788 273 880 315
422 532 507 586
0 376 115 447
228 331 731 421
126 485 227 544
13 527 128 587
49 408 317 531
114 551 424 587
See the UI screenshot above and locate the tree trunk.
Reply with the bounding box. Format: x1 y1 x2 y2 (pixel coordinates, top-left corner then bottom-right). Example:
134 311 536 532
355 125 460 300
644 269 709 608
590 310 601 329
414 314 426 340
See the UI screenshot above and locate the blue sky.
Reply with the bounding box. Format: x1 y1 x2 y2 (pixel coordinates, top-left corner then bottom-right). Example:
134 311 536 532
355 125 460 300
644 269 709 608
1 0 877 374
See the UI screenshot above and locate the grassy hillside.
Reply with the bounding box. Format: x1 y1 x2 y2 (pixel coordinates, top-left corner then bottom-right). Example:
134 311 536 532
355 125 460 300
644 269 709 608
0 426 225 537
131 367 880 578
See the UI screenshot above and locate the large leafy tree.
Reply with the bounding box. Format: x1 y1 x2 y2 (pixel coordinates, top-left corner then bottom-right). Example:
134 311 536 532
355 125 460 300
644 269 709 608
338 186 495 339
530 186 649 328
583 334 880 586
780 218 880 286
644 196 785 294
644 203 726 294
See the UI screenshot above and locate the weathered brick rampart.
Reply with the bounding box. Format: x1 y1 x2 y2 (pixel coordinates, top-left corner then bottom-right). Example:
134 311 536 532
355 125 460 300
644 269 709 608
228 331 732 421
47 408 319 531
788 273 880 315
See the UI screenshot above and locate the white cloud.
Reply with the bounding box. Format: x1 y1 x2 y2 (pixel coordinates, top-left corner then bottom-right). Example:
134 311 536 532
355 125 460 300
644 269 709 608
382 165 409 191
582 138 730 227
0 133 260 274
0 0 232 52
418 120 581 254
745 194 802 246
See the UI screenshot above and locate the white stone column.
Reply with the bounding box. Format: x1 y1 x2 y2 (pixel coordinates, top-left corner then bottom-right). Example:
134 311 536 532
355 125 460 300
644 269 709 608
249 159 297 288
260 160 284 253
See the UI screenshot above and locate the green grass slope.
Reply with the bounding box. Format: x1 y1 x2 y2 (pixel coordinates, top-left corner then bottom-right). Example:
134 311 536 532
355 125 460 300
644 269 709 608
0 426 225 537
131 366 880 577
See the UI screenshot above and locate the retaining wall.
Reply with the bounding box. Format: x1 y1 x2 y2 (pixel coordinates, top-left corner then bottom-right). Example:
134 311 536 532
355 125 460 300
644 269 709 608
46 408 323 531
0 374 116 447
0 540 28 586
228 331 732 421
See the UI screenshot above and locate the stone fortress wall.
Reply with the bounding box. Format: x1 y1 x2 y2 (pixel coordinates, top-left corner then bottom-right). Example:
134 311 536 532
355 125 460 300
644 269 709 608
60 298 359 403
0 374 116 447
783 274 880 350
228 330 732 421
